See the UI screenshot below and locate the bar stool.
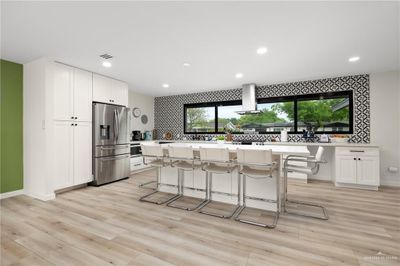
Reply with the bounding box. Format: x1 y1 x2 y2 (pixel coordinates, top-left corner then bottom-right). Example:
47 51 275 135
234 148 279 228
167 145 208 211
197 147 240 218
283 146 329 220
139 144 180 204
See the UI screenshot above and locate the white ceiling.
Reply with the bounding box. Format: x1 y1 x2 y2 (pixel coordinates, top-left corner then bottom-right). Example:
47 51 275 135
2 1 399 96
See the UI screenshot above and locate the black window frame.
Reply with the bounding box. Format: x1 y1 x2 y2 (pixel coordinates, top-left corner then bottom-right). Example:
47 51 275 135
183 91 353 135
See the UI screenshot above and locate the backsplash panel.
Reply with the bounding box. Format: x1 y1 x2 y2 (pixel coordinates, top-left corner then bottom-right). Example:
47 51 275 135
155 74 370 143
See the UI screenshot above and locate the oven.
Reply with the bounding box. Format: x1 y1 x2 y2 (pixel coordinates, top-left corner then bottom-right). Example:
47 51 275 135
130 143 142 158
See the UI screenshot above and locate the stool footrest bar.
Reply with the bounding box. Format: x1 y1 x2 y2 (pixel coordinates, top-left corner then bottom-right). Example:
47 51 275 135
285 199 329 220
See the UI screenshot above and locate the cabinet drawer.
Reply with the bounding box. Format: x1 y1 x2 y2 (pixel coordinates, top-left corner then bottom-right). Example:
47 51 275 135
130 156 143 165
336 147 379 156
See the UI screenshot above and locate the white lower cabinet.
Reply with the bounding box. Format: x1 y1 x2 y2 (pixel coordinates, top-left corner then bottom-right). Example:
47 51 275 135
54 121 73 190
54 121 93 190
73 122 93 185
335 147 380 189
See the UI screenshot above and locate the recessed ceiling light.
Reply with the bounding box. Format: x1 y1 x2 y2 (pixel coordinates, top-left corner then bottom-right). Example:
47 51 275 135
183 62 191 67
257 47 268 55
162 84 169 88
235 73 243 79
102 61 112 68
348 56 360 62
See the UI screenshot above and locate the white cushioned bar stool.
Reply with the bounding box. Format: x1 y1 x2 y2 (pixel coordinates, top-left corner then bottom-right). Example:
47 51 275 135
139 144 180 204
283 146 329 220
197 147 240 218
166 145 208 211
234 148 279 228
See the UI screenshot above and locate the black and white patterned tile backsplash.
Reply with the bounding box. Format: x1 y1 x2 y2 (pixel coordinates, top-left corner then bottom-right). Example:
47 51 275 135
155 74 370 143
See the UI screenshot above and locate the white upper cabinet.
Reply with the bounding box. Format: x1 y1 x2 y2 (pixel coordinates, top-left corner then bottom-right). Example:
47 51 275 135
73 68 93 122
53 63 93 121
93 73 128 106
93 74 112 104
112 79 129 107
53 63 74 120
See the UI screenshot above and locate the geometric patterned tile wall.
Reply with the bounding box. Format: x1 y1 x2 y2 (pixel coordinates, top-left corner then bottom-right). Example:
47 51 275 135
155 74 370 143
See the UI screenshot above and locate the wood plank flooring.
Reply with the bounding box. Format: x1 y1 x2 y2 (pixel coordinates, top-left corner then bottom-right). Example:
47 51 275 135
1 169 399 266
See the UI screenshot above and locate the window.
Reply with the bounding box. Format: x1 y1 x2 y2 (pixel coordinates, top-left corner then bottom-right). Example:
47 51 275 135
297 93 351 133
217 104 242 133
183 91 353 134
252 101 295 132
185 105 215 133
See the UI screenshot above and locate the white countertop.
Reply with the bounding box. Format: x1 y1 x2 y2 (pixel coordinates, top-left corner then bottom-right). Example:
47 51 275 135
160 142 310 155
261 141 379 148
153 140 378 148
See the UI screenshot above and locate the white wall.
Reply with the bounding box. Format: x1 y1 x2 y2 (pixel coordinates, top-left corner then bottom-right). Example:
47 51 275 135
128 90 154 133
370 71 400 186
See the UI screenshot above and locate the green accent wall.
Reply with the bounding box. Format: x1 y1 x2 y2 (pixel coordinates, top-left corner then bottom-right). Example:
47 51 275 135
0 59 23 193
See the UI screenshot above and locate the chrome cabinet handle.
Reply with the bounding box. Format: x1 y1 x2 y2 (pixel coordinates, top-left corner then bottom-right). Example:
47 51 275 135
350 150 365 153
99 155 130 161
100 145 129 150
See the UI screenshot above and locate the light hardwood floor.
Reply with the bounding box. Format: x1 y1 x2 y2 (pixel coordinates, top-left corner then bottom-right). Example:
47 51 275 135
1 169 399 266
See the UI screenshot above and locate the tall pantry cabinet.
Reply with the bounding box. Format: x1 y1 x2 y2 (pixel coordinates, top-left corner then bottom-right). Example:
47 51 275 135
24 59 93 200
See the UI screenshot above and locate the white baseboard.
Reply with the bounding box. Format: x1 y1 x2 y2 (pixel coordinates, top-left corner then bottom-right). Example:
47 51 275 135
381 178 400 187
0 189 24 199
24 191 56 201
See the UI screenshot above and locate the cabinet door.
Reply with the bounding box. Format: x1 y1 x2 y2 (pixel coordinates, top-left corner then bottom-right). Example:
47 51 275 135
112 79 128 106
357 156 380 186
53 121 74 189
73 68 92 122
335 155 357 184
53 63 73 120
73 122 93 185
93 74 113 104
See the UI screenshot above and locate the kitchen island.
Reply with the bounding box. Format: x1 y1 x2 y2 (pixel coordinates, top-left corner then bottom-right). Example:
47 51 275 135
155 143 310 211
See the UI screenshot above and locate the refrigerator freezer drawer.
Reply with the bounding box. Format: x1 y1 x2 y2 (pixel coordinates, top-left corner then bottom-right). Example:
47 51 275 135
95 144 130 157
92 154 130 185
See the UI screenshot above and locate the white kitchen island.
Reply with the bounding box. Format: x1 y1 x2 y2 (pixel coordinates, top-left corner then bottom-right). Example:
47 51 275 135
156 143 310 212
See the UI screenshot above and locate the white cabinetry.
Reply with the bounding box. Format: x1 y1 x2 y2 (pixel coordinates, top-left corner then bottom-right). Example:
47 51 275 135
93 73 128 106
23 59 93 200
335 147 380 189
53 121 93 190
73 68 93 121
53 121 73 189
53 63 92 122
73 122 93 185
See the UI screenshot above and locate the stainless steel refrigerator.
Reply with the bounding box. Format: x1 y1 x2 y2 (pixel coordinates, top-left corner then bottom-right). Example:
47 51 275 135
92 103 130 185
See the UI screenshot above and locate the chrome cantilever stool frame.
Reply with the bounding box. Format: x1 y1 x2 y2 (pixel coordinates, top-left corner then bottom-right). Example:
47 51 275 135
283 146 329 220
139 144 181 205
197 147 240 219
166 145 208 211
234 148 279 228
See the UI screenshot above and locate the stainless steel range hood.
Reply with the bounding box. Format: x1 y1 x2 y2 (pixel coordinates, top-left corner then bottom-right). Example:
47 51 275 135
236 83 261 115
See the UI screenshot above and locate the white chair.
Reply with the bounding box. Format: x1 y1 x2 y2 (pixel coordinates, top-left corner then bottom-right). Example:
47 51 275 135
283 146 329 220
197 147 240 218
166 145 208 211
234 148 279 228
139 144 180 204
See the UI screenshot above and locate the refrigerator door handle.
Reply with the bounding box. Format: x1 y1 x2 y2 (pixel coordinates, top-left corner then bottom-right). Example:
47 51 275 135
116 110 120 142
113 109 118 142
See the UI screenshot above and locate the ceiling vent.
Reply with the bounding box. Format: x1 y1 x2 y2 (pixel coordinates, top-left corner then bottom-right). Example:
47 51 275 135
100 54 113 59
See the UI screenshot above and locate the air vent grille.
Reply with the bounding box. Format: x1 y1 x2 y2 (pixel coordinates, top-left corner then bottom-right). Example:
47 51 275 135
100 54 113 59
